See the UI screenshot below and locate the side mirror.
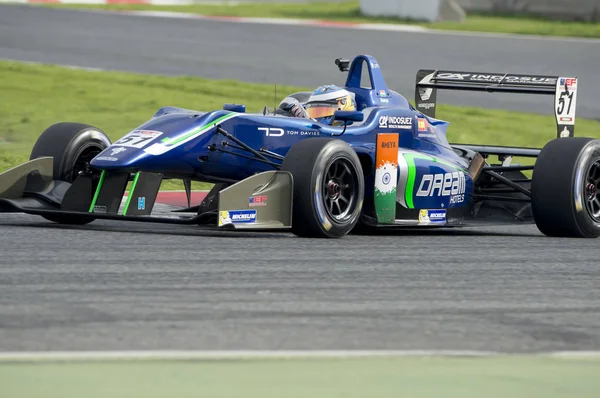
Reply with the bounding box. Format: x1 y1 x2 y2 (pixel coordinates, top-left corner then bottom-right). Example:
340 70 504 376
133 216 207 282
334 110 363 123
223 104 246 113
335 58 350 72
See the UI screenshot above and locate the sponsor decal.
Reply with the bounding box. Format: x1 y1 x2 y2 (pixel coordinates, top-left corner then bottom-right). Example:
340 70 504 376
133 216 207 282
110 147 127 156
416 118 437 140
218 210 257 226
418 88 433 102
96 156 118 162
371 61 380 69
286 130 320 136
381 98 389 103
374 133 399 224
396 150 470 209
416 172 466 205
93 205 107 213
137 197 145 211
418 102 435 110
249 195 267 207
259 127 284 137
437 72 470 80
379 115 412 130
219 211 231 226
262 128 320 137
435 72 470 80
114 130 162 148
560 126 570 138
437 72 557 85
418 209 447 225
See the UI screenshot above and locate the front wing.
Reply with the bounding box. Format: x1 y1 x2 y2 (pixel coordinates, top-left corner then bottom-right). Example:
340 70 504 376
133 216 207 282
0 157 293 230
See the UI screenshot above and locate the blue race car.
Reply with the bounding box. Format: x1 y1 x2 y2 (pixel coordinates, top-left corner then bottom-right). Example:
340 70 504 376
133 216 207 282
1 54 596 238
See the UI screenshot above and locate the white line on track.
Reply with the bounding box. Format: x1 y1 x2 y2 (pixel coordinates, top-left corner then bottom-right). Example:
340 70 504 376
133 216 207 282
1 350 600 362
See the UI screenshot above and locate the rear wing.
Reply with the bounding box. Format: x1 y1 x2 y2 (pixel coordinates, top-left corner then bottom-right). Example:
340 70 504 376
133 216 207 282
415 70 578 138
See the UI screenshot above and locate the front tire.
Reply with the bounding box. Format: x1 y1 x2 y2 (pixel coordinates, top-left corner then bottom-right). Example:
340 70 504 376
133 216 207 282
532 137 600 238
30 122 111 224
282 138 364 238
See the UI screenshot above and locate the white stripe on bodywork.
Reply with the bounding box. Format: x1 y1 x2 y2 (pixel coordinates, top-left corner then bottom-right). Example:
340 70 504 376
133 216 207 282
144 113 240 155
396 149 410 208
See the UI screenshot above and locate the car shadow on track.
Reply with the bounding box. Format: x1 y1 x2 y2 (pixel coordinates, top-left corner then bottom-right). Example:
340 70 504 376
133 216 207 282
0 218 542 239
0 220 293 239
350 226 542 238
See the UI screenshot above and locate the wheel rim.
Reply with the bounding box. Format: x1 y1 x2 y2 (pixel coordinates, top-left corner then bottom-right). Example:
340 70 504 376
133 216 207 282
322 157 359 223
584 159 600 222
70 145 104 182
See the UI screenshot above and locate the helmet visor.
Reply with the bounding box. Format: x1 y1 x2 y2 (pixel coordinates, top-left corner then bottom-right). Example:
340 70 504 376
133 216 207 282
305 103 337 119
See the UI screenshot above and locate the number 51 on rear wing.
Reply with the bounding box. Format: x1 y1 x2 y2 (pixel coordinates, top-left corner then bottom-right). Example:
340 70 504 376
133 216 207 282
415 70 578 138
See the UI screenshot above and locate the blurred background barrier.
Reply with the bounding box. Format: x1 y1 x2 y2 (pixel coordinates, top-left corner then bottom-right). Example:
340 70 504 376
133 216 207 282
3 0 598 22
359 0 465 22
360 0 600 22
455 0 600 21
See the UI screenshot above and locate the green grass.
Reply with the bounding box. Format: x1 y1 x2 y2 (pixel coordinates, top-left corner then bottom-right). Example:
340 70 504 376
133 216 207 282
42 1 600 38
0 61 300 190
2 60 600 185
1 355 600 398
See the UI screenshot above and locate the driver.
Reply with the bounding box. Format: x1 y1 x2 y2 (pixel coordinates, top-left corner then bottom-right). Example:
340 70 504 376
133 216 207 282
279 85 356 126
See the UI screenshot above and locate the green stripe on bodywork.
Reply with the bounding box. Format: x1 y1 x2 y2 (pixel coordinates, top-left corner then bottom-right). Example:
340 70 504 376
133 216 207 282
122 172 140 216
406 160 417 209
403 153 467 209
374 187 396 224
160 113 234 146
88 170 106 213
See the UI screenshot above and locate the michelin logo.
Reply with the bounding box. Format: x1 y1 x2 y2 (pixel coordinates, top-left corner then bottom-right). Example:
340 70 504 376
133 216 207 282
219 210 257 226
418 209 446 224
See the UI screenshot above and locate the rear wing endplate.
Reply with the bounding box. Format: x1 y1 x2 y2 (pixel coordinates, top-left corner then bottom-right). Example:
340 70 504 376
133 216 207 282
415 70 578 138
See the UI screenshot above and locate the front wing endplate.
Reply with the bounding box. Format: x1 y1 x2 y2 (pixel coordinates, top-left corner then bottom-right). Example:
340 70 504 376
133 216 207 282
0 157 53 199
218 171 293 229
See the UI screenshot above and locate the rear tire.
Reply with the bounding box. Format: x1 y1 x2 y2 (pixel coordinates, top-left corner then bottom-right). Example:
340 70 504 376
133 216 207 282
30 122 111 224
531 137 600 238
282 138 364 238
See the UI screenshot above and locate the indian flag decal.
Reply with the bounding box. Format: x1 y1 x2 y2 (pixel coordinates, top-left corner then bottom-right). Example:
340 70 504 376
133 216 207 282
374 133 399 224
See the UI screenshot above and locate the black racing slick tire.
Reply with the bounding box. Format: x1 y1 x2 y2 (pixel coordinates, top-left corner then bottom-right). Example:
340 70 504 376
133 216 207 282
282 138 364 238
30 122 111 225
531 137 600 238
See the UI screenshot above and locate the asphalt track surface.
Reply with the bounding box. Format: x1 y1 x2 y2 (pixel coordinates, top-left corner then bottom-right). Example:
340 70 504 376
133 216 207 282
1 207 600 352
1 5 600 119
1 5 600 353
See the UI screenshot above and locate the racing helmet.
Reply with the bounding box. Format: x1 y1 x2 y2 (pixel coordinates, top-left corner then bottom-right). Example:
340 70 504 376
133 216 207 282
304 85 356 124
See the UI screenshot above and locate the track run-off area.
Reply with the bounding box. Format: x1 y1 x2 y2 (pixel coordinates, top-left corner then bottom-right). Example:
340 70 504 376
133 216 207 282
1 4 600 118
